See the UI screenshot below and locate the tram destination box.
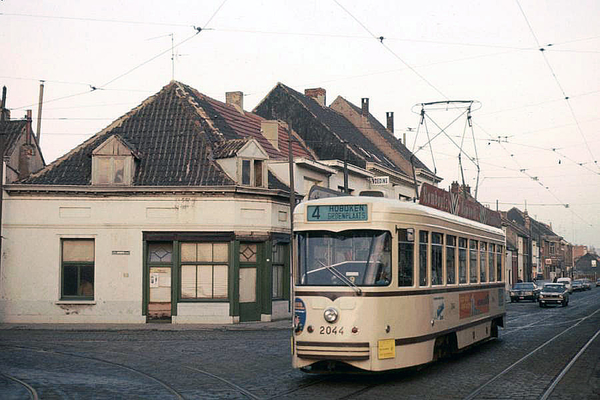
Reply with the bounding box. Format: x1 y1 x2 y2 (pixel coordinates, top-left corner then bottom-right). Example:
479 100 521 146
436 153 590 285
307 204 368 222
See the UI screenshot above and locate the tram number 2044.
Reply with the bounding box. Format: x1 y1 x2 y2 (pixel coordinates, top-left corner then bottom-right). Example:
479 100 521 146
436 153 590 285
320 326 344 335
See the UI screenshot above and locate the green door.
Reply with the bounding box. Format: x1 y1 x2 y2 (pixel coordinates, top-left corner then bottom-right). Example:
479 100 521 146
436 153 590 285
239 242 262 322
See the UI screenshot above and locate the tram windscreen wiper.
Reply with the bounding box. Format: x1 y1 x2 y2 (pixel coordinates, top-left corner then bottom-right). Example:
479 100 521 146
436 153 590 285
313 260 362 295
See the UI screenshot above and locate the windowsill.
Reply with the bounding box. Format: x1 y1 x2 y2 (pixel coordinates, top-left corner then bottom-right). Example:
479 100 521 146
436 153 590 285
55 300 96 305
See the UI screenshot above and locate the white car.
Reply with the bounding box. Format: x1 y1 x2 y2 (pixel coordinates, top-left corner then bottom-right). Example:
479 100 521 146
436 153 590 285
556 277 573 294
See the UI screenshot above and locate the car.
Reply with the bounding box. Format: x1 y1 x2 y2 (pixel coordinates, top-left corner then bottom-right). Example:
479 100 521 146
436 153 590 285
556 277 573 293
572 279 585 292
581 278 592 290
539 283 569 307
509 282 540 302
596 278 600 287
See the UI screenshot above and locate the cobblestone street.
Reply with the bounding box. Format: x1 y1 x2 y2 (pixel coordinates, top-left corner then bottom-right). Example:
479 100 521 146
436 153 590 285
1 289 599 400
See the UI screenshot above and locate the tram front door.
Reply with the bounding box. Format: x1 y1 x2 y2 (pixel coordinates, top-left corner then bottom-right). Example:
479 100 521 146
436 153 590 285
238 242 262 322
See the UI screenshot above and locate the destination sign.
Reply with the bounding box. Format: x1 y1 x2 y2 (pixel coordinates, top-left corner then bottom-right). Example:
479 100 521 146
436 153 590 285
307 204 368 222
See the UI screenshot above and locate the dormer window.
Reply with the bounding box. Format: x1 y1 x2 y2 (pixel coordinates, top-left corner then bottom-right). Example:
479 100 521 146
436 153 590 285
91 135 137 185
241 158 265 187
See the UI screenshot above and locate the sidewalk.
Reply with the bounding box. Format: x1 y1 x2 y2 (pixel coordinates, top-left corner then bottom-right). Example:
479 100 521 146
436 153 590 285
0 318 292 332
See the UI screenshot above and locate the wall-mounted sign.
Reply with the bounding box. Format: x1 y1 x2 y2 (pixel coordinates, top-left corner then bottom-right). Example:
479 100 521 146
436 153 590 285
371 176 389 186
592 260 597 268
112 251 130 255
545 258 552 265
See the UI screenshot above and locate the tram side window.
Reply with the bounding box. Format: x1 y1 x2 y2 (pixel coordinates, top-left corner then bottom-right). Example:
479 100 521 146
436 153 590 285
431 232 443 286
496 245 503 281
419 231 428 286
489 244 495 281
480 242 487 283
458 238 467 283
398 228 414 287
469 239 478 283
446 235 456 284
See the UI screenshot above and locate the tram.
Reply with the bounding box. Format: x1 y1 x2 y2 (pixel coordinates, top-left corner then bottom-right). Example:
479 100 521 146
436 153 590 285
291 193 506 372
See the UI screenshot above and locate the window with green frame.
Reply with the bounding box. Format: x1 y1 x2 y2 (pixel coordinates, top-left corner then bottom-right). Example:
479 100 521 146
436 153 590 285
61 239 95 300
180 242 229 299
272 243 288 299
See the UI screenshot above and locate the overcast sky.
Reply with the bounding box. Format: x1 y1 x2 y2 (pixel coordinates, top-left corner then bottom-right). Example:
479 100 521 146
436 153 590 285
2 0 600 248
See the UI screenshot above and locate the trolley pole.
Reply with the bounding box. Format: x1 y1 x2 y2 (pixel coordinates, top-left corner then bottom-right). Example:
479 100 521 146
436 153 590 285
287 121 295 314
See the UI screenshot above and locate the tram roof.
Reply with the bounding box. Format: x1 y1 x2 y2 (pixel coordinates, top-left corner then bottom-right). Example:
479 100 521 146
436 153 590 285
296 195 504 236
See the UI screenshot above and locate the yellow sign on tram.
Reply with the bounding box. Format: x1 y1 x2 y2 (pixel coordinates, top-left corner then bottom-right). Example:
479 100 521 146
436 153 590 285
377 339 396 360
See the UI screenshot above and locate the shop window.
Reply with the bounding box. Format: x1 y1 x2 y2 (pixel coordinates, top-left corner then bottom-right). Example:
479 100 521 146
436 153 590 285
272 243 288 299
398 228 414 287
180 242 229 299
61 239 95 300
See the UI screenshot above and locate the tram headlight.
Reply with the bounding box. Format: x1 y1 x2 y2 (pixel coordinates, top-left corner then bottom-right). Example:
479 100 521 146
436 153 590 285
323 307 339 323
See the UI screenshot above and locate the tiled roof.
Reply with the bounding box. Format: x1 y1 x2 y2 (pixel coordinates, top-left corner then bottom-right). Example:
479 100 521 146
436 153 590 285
0 120 28 156
212 138 250 159
334 96 434 175
19 82 297 191
254 83 398 171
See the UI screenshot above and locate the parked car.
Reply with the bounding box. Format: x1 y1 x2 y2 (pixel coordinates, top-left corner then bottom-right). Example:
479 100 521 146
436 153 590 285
539 283 569 307
572 279 585 292
596 278 600 287
509 282 540 302
581 278 592 290
556 277 573 293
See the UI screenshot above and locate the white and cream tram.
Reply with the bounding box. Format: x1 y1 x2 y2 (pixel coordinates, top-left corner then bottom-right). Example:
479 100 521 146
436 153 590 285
291 195 505 372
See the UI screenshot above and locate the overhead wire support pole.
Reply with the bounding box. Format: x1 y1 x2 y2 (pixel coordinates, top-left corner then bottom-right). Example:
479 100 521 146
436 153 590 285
287 121 295 314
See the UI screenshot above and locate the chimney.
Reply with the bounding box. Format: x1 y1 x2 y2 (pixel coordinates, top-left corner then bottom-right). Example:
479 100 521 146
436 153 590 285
261 120 279 150
304 88 326 107
386 112 394 133
361 98 369 117
0 86 9 121
450 181 460 193
18 110 34 179
225 91 244 114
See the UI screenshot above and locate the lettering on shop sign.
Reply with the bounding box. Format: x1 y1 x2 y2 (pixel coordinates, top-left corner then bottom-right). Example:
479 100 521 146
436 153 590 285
112 251 130 255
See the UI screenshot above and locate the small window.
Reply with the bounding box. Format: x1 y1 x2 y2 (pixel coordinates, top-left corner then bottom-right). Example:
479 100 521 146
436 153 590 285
242 160 251 185
446 235 456 285
419 231 428 286
469 240 478 283
489 244 495 282
61 239 95 300
431 233 443 286
255 160 263 187
93 156 131 185
458 238 468 284
496 245 503 281
240 159 265 187
398 228 414 287
480 242 487 283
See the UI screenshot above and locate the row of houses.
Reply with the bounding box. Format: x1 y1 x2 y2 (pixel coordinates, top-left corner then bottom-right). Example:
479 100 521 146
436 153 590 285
501 207 599 285
0 81 440 324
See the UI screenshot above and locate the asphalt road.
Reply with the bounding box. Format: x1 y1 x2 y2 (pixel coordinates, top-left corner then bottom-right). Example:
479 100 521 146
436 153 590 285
0 288 599 399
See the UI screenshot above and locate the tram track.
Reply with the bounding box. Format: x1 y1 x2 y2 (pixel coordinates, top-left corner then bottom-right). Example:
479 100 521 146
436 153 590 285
0 371 39 400
462 305 600 400
0 344 186 400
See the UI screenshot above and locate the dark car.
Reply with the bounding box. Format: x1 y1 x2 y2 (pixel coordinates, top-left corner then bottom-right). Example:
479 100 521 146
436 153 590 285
581 278 592 290
596 278 600 287
572 280 585 292
539 283 569 307
509 282 540 302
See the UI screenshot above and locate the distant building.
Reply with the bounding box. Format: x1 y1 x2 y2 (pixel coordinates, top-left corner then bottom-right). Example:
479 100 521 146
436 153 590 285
254 83 441 199
573 245 587 260
574 253 599 279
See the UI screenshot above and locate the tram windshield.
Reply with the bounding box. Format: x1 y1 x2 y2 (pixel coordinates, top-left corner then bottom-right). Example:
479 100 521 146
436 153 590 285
297 230 391 287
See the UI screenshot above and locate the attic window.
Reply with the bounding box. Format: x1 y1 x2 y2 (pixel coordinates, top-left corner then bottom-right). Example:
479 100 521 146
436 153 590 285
91 135 136 185
240 158 266 188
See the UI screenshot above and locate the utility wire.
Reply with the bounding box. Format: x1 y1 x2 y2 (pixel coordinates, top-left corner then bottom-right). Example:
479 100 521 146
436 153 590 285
515 0 598 171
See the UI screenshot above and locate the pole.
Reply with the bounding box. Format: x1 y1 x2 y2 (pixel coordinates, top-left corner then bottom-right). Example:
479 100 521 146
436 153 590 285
287 122 295 314
0 133 5 275
36 81 45 144
343 142 348 193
